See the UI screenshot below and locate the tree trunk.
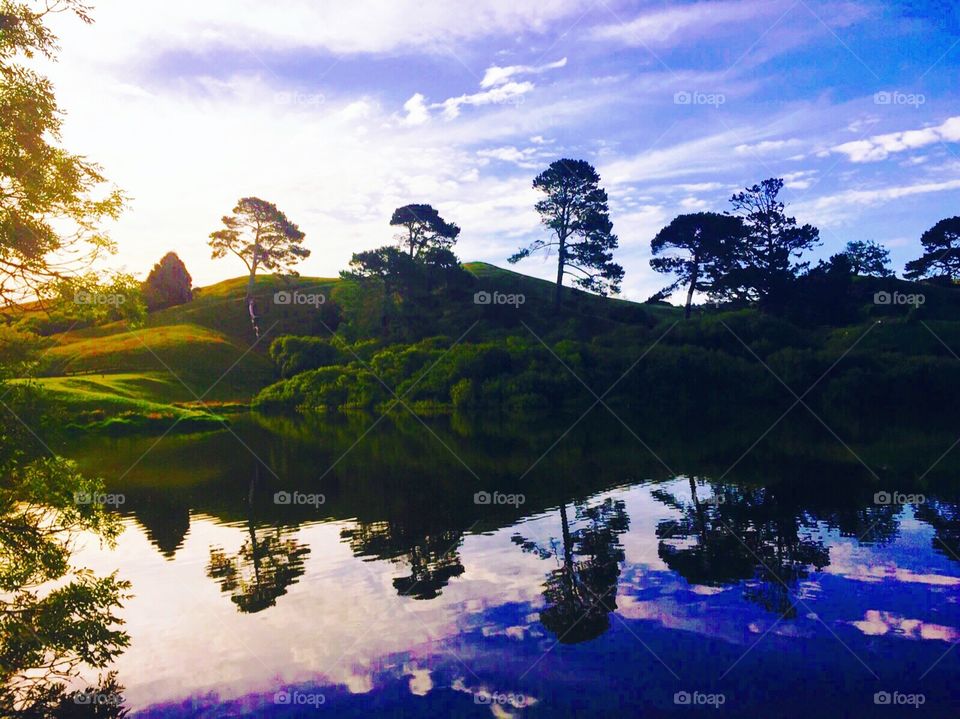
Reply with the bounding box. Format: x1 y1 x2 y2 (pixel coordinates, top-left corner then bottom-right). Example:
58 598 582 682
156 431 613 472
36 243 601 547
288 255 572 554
684 260 699 320
554 237 566 314
246 265 260 338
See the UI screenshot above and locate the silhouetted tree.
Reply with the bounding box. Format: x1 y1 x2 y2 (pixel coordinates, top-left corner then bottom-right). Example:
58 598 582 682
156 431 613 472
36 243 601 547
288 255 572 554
206 470 309 613
142 252 193 311
390 204 460 258
841 240 893 277
509 159 623 312
650 212 746 318
513 498 629 643
723 178 820 311
208 197 309 338
904 217 960 281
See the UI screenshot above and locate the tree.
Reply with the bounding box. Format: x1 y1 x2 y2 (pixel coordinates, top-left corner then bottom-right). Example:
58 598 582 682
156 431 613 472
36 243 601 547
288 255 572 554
0 0 126 310
904 217 960 281
208 197 309 337
142 252 193 310
650 212 746 318
842 240 893 277
390 204 460 258
723 178 820 310
509 159 624 312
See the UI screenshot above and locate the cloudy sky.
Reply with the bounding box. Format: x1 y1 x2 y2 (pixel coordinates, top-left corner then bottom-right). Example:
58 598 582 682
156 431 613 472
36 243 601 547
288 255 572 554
41 0 960 301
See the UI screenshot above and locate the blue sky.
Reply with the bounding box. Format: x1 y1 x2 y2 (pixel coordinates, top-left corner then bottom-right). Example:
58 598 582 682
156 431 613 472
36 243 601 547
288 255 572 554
44 0 960 301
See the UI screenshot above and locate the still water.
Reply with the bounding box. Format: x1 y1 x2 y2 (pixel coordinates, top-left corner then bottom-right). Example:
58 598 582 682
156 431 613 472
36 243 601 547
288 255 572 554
64 413 960 717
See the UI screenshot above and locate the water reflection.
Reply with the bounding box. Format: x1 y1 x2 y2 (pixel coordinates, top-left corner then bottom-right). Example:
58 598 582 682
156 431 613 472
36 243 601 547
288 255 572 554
206 469 310 613
514 498 629 643
50 412 960 716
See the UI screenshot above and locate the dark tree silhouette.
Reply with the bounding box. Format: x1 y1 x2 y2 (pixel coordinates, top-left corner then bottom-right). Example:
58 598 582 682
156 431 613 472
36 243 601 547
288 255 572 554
206 471 309 613
841 240 893 278
340 521 466 601
142 252 193 311
390 204 461 258
208 197 309 337
654 481 830 617
723 178 820 310
650 212 746 318
513 498 629 643
904 217 960 281
509 159 624 312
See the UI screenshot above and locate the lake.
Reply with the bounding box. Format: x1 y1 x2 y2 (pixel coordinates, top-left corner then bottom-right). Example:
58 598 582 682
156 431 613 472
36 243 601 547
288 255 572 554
61 411 960 717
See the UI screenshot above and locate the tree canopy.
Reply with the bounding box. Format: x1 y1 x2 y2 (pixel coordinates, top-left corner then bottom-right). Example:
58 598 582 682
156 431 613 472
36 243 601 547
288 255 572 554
904 217 960 281
650 212 746 318
209 197 309 336
143 251 193 310
390 204 460 258
842 240 893 277
509 159 623 311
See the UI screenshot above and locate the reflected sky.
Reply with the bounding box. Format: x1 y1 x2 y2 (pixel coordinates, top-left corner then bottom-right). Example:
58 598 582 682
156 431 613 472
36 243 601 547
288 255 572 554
69 477 960 717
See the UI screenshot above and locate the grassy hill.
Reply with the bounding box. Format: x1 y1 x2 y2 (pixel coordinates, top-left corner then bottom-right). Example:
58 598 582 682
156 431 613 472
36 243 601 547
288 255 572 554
20 263 673 430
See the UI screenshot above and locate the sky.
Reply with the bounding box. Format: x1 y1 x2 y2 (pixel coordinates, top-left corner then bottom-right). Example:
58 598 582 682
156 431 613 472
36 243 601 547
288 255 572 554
39 0 960 302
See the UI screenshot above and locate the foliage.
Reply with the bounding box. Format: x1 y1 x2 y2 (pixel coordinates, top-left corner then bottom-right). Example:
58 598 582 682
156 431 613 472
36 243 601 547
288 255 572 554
389 204 460 258
269 335 346 378
842 240 893 278
142 252 193 311
650 212 746 318
209 197 309 337
721 178 820 310
0 0 126 311
904 216 960 281
510 159 623 310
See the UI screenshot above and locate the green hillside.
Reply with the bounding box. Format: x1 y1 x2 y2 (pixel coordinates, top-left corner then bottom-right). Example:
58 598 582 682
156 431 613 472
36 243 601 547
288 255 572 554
23 263 671 430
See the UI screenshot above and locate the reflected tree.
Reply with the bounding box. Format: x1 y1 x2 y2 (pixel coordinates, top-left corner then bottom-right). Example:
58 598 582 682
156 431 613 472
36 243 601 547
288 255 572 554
206 470 309 613
654 480 829 617
341 521 465 601
513 498 629 644
915 499 960 562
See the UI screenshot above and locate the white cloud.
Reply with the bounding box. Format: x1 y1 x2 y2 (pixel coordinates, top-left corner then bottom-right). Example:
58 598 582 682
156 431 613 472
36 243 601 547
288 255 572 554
734 139 803 154
589 0 789 47
479 57 567 88
401 93 430 126
832 116 960 162
436 81 534 119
